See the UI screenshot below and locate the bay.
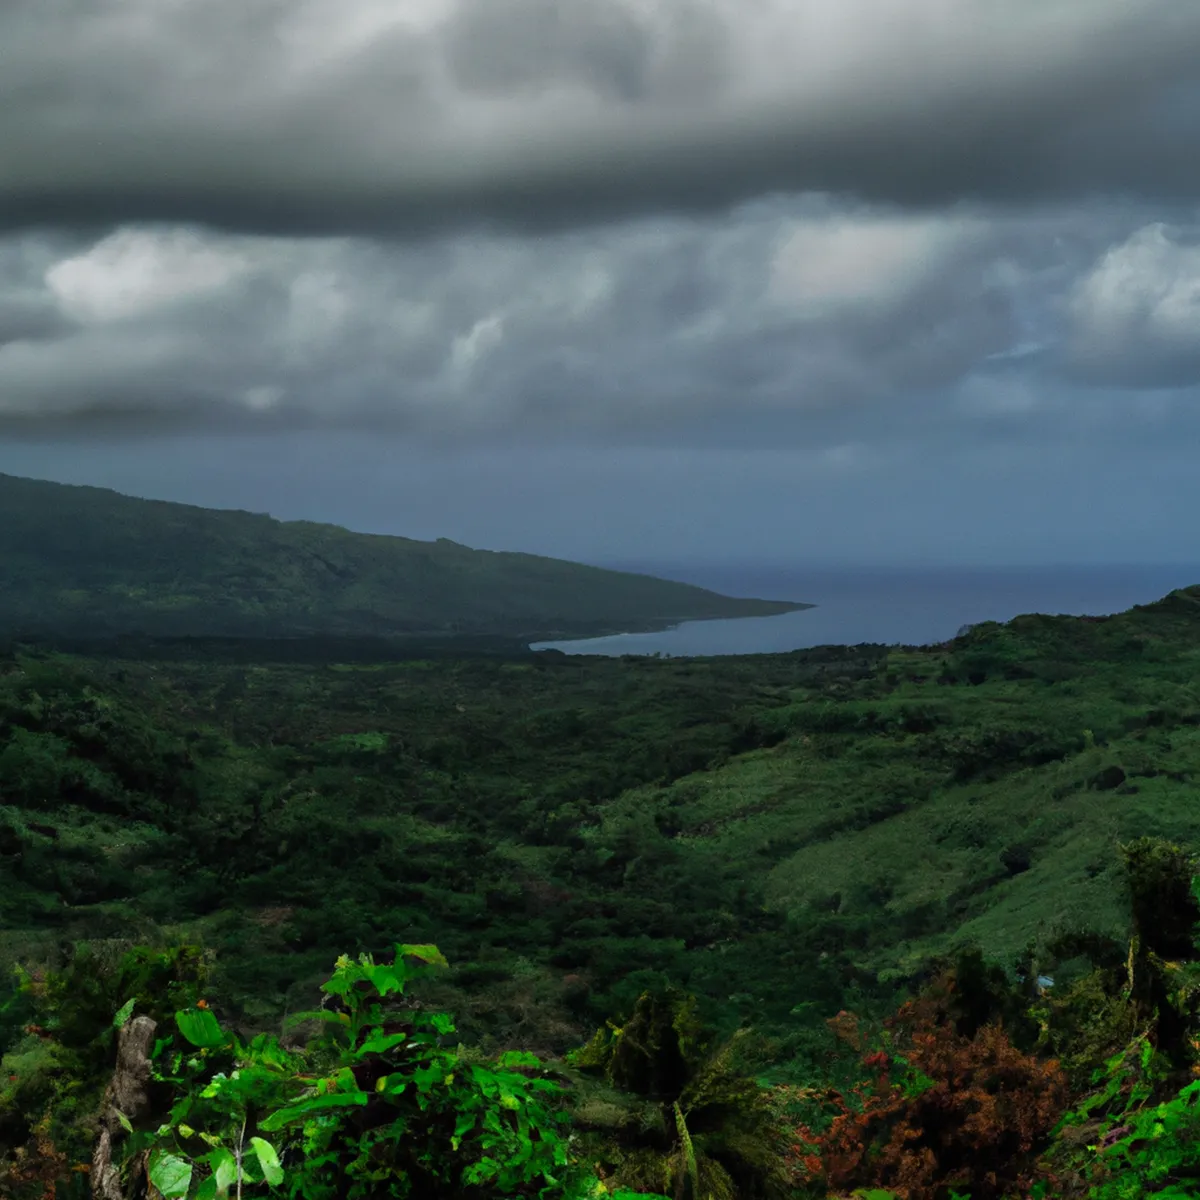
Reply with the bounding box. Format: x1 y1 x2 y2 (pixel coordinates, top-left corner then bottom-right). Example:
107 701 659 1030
533 563 1200 657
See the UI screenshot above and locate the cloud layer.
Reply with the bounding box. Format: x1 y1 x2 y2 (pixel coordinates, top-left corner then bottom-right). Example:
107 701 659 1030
2 199 1198 439
2 0 1200 237
0 0 1197 561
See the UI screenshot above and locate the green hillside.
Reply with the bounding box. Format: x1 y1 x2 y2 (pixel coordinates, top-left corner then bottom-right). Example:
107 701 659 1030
0 587 1198 1041
0 473 805 641
4 589 1200 1198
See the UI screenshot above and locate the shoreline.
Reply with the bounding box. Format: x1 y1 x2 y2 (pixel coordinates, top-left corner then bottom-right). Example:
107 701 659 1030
530 602 817 650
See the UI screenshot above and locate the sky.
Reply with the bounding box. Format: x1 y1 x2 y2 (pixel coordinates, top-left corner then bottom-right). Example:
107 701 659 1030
1 0 1198 568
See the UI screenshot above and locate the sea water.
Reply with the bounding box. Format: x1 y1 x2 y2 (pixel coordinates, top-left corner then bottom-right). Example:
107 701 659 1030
533 564 1200 656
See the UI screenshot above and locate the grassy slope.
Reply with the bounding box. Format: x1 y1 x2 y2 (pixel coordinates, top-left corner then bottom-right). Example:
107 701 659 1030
1 588 1199 1060
0 472 805 640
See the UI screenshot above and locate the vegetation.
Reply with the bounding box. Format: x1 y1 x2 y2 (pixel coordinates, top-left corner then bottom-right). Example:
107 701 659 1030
1 940 665 1200
791 957 1068 1199
4 568 1200 1194
0 473 804 641
567 988 791 1198
11 836 1200 1197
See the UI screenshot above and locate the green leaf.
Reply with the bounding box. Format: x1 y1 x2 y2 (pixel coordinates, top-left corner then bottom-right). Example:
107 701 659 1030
113 998 136 1028
259 1091 369 1131
283 1008 350 1032
463 1155 502 1184
398 943 449 968
355 1032 412 1056
496 1050 540 1069
208 1147 237 1198
148 1152 193 1199
249 1137 284 1187
116 1110 133 1134
245 1034 296 1071
412 1064 446 1093
360 961 406 996
150 1035 175 1062
175 1007 227 1049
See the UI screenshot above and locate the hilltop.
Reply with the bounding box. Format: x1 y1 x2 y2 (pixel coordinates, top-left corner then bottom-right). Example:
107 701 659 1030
0 473 806 642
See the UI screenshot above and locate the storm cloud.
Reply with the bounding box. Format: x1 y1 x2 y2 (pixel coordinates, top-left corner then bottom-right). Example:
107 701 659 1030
2 0 1200 238
0 200 1172 437
0 1 1198 569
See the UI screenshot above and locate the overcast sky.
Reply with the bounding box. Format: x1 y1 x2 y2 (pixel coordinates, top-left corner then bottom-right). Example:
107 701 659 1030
1 0 1198 568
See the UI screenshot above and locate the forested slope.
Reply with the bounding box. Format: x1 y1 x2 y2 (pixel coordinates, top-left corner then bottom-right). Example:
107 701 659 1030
3 589 1200 1197
0 472 804 640
1 588 1198 1042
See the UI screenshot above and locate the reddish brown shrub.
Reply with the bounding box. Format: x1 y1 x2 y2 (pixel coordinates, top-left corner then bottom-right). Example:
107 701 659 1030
795 972 1068 1200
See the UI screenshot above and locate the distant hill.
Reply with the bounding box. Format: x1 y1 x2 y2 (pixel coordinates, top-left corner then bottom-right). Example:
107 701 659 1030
0 473 808 641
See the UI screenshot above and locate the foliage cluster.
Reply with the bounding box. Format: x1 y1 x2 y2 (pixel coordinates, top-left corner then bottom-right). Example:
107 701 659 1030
567 988 791 1199
9 835 1200 1197
2 942 666 1200
0 637 888 1047
790 967 1067 1200
778 834 1200 1199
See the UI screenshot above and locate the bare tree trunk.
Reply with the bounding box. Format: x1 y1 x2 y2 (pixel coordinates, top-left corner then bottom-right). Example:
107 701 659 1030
92 1015 157 1200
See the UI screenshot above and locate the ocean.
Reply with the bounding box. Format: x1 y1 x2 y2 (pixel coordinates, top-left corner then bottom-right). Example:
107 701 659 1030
532 564 1200 656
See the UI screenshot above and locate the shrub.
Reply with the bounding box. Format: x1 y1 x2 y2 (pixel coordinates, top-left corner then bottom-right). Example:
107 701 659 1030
128 944 662 1199
2 943 664 1200
568 988 790 1199
793 968 1067 1200
0 940 213 1200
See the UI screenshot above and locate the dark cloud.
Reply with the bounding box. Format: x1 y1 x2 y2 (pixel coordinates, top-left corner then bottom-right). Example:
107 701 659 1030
0 200 1073 437
4 200 1192 442
443 0 667 102
0 1 1198 238
0 0 1197 526
0 297 72 346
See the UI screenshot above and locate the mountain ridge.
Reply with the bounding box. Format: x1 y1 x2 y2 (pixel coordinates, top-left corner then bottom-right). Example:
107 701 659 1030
0 472 809 642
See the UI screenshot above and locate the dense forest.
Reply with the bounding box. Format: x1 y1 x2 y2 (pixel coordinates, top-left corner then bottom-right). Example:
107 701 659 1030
3 585 1200 1197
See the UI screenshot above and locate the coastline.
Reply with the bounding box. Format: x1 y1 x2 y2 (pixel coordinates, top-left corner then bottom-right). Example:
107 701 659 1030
529 601 816 650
